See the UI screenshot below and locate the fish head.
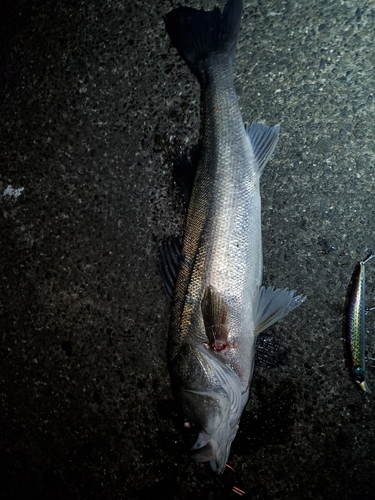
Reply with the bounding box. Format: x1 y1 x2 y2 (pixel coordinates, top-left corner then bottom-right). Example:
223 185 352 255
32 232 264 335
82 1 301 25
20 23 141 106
171 344 248 474
184 390 239 474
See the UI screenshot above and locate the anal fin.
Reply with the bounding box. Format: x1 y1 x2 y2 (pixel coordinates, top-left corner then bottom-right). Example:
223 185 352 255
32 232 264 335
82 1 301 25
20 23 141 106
245 122 280 175
255 331 285 368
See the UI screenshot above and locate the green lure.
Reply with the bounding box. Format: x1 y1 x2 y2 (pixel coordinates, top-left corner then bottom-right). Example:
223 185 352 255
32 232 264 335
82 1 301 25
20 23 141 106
346 250 375 393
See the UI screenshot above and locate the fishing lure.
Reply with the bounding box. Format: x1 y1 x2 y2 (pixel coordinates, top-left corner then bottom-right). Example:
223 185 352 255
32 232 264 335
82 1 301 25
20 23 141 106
346 250 375 393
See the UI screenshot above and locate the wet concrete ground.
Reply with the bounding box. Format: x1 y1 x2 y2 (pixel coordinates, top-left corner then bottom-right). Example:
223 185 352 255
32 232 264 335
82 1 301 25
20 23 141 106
1 0 375 498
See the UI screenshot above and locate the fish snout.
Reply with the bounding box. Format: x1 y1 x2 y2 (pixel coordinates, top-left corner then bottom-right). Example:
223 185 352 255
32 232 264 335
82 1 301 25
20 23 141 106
190 434 227 475
189 423 237 475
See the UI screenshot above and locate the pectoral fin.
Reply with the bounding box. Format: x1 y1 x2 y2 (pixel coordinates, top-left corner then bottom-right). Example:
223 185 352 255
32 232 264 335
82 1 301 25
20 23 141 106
201 285 228 352
254 286 306 335
255 332 284 368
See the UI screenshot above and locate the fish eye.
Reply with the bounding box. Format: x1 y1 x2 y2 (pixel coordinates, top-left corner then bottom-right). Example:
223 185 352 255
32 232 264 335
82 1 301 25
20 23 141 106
182 419 199 447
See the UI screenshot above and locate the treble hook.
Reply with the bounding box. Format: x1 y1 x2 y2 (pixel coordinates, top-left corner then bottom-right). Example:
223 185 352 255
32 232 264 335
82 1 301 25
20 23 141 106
360 248 375 266
214 463 247 497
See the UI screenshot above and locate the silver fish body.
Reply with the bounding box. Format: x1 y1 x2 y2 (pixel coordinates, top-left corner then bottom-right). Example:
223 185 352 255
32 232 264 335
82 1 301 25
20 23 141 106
163 0 304 474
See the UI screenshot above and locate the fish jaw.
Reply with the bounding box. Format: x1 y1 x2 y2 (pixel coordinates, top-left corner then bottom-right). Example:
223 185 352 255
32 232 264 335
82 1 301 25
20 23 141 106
170 343 249 474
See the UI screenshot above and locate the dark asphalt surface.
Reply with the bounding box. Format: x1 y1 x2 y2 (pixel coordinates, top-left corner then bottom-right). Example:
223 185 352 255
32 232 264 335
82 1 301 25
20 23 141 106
1 1 375 498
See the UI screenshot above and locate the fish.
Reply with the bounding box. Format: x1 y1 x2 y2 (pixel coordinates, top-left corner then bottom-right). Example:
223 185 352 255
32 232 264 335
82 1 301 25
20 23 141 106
345 250 375 393
161 0 305 474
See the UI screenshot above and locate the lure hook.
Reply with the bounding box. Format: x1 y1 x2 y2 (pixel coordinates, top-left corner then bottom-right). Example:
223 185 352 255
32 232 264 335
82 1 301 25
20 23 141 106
360 249 375 266
213 463 247 497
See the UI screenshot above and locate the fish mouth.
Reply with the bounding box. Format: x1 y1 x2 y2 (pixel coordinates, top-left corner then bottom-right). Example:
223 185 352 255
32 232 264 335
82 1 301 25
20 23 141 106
190 438 224 474
189 428 233 475
191 441 215 463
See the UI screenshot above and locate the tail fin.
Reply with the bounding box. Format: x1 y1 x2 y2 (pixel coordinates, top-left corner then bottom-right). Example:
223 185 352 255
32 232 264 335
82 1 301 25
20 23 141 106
164 0 243 85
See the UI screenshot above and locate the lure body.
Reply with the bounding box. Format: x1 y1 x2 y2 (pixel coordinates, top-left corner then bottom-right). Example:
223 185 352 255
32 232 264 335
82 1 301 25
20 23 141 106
346 253 374 393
